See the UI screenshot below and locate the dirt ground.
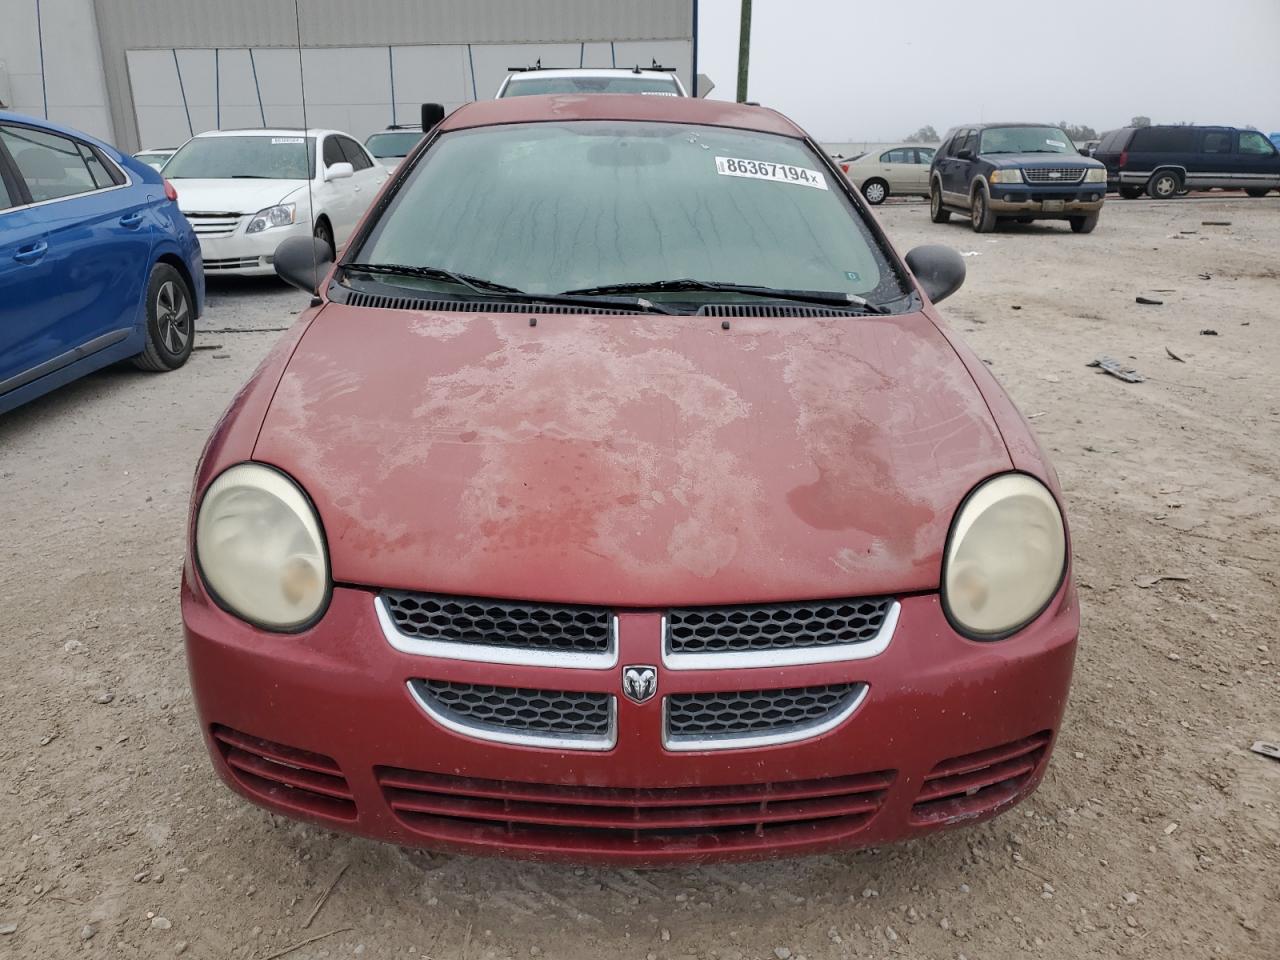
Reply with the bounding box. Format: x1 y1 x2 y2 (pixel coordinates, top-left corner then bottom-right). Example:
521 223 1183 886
1 196 1277 960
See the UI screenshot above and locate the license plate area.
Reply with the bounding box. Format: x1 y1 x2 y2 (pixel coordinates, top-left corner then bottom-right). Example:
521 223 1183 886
1041 200 1065 212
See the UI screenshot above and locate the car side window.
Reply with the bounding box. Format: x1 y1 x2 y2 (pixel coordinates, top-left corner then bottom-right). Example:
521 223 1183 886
0 173 12 210
915 148 935 165
322 136 346 168
338 136 372 171
77 142 120 188
1238 131 1277 156
0 124 102 203
954 130 975 157
882 149 910 164
1201 131 1231 154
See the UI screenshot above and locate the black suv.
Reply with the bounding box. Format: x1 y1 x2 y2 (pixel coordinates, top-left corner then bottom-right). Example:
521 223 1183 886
929 123 1107 233
1094 125 1280 199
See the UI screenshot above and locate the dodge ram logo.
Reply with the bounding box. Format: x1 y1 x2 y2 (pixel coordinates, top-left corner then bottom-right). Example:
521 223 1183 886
622 665 658 704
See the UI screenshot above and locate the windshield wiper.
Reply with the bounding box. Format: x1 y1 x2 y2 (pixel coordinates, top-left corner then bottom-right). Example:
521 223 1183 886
230 174 276 178
560 279 889 314
340 262 676 314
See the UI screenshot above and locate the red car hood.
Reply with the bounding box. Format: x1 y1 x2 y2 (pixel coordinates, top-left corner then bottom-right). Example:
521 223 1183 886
253 305 1011 606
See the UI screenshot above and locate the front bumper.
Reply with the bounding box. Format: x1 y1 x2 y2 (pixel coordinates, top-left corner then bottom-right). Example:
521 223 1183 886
183 577 1078 865
195 220 310 276
988 185 1106 215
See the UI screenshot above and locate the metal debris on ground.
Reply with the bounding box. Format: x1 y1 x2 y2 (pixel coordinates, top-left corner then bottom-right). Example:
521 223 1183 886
1165 347 1185 362
1088 356 1145 383
1198 273 1212 280
1200 329 1218 336
1135 574 1190 589
193 344 224 352
1201 220 1231 226
1135 296 1163 305
1251 741 1280 762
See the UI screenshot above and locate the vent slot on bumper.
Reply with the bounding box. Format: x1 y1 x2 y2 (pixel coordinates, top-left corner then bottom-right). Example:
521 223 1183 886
911 731 1052 824
211 725 356 821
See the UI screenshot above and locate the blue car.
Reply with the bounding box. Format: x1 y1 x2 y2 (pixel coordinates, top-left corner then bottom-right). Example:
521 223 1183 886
1 111 203 415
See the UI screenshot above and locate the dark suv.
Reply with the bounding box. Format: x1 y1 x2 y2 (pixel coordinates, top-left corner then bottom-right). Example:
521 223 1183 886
929 123 1107 233
1094 125 1280 199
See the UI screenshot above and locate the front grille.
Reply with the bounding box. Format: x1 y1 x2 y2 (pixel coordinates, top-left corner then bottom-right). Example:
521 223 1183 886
667 598 894 655
911 731 1051 824
666 684 865 749
1022 167 1086 184
376 765 895 858
211 725 356 821
186 213 242 238
410 679 614 748
382 592 612 654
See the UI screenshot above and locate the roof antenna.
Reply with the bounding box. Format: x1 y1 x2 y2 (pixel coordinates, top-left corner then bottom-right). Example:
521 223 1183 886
293 0 320 300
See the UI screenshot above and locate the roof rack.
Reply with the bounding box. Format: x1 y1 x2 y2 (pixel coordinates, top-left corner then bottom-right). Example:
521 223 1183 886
505 58 679 74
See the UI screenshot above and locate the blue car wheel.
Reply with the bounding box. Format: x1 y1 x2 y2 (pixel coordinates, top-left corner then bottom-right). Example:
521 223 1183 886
133 263 195 372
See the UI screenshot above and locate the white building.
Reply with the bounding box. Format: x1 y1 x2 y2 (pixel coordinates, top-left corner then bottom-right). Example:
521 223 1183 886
0 0 699 151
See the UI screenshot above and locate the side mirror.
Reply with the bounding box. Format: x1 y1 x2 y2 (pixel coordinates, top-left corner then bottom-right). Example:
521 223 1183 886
1078 148 1091 157
956 148 974 161
905 245 966 305
421 102 445 131
274 235 333 295
324 161 353 182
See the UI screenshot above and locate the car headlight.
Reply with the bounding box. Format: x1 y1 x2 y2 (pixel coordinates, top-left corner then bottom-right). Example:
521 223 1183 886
1084 168 1107 183
195 463 329 630
245 203 297 234
943 474 1067 639
989 169 1024 184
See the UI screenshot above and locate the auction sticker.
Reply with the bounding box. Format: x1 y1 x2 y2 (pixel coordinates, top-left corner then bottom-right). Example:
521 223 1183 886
272 137 305 144
715 156 828 190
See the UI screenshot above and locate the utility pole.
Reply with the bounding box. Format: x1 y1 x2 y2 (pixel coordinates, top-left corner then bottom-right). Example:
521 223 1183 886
736 0 752 102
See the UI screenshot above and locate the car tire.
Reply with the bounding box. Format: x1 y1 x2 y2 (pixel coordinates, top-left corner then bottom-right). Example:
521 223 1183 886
862 179 889 205
132 263 194 372
1146 169 1182 199
970 185 997 233
313 217 335 259
1119 186 1144 200
929 182 951 223
1069 213 1100 234
1245 187 1272 198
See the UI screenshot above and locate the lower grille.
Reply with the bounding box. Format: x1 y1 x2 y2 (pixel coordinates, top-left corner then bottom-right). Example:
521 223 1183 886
665 684 866 750
1023 167 1086 183
203 256 262 271
408 679 616 750
376 766 895 856
211 725 356 821
911 731 1051 824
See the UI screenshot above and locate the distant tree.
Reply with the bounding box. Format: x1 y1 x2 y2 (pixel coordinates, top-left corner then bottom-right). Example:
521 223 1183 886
904 125 939 143
1059 122 1098 141
1130 115 1152 128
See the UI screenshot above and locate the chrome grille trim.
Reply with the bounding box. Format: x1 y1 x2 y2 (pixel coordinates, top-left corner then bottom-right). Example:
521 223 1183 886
1022 167 1086 184
662 601 899 670
662 684 868 752
406 680 617 751
375 596 618 669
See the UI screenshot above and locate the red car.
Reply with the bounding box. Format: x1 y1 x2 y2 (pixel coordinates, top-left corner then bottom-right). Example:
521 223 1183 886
183 94 1078 865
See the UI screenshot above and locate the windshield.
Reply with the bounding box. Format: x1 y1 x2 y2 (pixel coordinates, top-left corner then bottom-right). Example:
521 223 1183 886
354 121 905 304
365 131 423 158
979 126 1075 155
164 136 315 180
502 76 680 97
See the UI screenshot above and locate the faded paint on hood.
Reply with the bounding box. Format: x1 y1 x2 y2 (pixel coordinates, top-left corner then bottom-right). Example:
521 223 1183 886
253 306 1012 607
173 179 305 216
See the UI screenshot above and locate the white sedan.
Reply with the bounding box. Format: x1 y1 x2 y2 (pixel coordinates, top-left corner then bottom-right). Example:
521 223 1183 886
163 128 386 276
844 145 936 205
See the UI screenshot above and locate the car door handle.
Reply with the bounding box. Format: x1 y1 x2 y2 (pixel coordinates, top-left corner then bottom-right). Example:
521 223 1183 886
119 212 143 228
13 241 48 264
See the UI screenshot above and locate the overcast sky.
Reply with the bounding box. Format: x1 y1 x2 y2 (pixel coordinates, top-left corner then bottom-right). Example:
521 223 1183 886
696 0 1280 142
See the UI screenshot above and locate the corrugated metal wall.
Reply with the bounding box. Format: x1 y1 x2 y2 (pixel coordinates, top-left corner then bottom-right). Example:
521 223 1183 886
93 0 694 150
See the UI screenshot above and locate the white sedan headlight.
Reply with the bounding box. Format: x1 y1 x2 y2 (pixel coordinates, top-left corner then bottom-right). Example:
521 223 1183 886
988 169 1024 184
943 474 1067 639
245 203 297 234
195 463 329 630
